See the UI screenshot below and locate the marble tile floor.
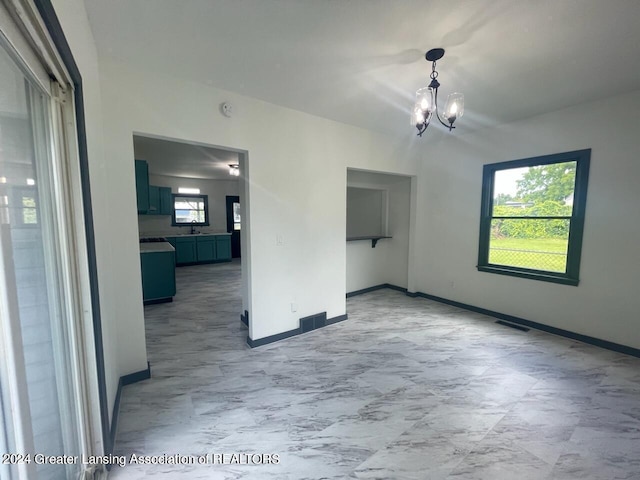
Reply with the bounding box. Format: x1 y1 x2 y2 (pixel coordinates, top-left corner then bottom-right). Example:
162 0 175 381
110 261 640 479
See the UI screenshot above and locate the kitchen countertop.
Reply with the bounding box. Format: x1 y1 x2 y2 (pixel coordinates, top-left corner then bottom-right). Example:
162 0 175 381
140 232 232 239
140 242 175 253
167 232 232 237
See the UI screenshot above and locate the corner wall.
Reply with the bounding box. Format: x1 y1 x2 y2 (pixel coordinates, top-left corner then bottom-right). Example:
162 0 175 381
415 89 640 349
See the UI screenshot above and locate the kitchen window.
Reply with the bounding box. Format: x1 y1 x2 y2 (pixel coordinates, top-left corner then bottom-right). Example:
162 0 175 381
477 149 590 285
172 193 209 226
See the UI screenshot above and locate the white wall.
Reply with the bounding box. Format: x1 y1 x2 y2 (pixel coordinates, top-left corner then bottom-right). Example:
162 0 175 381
347 187 385 238
138 174 239 236
346 170 412 293
98 57 419 343
50 0 145 429
415 89 640 349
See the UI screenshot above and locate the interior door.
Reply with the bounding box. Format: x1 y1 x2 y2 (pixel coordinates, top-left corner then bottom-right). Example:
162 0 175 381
226 195 241 258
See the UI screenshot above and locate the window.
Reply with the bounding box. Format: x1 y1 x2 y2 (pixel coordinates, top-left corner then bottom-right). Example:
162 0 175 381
12 187 38 225
233 201 241 230
172 194 209 225
477 149 590 285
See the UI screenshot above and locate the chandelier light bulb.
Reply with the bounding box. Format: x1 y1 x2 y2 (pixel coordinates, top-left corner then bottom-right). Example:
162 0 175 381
444 92 464 123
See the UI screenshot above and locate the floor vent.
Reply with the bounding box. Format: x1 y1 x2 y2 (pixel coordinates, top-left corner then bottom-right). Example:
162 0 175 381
496 320 530 332
300 312 327 333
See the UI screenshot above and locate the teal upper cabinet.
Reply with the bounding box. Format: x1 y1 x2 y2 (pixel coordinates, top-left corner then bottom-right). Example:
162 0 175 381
159 187 172 215
146 185 171 215
148 185 160 214
134 158 172 216
135 160 149 214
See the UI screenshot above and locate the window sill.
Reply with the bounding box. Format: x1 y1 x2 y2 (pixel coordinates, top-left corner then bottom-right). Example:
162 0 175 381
477 264 579 286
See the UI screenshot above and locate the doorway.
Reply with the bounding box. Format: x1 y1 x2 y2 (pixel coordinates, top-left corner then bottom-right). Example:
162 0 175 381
226 195 241 258
132 133 251 330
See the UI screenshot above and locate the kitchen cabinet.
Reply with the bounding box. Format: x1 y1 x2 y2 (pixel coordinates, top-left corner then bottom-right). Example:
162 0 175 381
215 235 232 261
174 236 197 264
140 245 176 304
196 235 216 262
165 234 232 266
159 187 172 215
134 159 172 216
135 160 149 214
147 185 172 215
148 185 160 214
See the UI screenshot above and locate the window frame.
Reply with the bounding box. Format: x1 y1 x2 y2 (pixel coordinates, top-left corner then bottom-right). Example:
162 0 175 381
171 193 209 226
477 149 591 286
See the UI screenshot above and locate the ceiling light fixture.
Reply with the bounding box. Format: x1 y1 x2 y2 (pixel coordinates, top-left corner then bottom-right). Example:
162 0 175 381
229 164 239 177
412 48 464 137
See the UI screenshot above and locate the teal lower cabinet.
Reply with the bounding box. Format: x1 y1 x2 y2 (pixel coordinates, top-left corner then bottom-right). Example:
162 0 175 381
215 235 232 261
174 237 197 265
196 236 216 262
140 249 176 304
165 235 232 266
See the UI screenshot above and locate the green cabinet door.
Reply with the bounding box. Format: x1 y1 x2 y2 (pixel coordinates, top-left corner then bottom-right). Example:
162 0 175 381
140 251 176 302
175 237 197 265
135 160 149 214
148 185 160 214
215 235 232 261
159 187 173 215
196 236 216 262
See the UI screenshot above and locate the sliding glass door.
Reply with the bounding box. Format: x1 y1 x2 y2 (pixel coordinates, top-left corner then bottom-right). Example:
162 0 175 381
0 17 82 480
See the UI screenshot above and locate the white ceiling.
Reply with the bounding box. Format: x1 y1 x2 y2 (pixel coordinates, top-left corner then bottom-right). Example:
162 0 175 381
86 0 640 136
133 135 239 179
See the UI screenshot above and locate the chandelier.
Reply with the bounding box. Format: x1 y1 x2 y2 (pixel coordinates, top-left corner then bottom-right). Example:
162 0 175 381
412 48 464 136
